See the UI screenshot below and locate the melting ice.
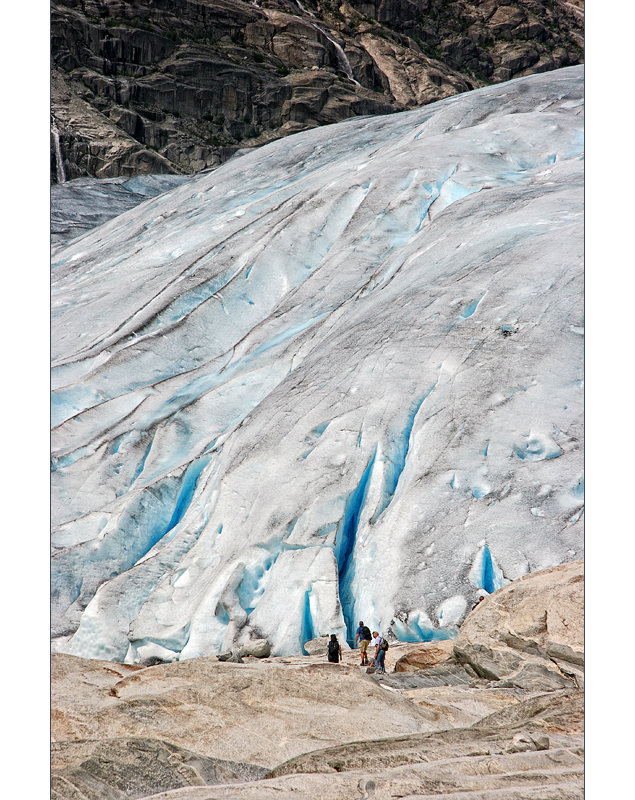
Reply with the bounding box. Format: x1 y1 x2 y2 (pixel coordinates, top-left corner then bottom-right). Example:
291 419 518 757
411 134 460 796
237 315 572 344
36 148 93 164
51 66 584 662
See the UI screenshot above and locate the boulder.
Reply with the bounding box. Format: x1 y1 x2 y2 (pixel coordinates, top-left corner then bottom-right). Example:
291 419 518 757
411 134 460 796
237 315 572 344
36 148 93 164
454 560 583 690
227 652 245 663
238 638 271 658
302 636 331 656
504 732 550 754
217 651 233 662
394 639 455 672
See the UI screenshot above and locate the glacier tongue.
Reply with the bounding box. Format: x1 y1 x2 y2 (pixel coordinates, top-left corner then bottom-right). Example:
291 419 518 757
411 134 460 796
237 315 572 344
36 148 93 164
51 66 584 662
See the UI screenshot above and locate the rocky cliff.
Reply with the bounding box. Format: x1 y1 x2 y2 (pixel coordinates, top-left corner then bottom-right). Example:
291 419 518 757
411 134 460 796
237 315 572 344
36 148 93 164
51 0 583 181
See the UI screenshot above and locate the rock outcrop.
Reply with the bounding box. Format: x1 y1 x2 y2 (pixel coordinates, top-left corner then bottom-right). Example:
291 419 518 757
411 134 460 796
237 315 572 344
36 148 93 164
51 0 583 181
51 561 584 798
51 653 583 798
51 654 441 768
453 559 584 690
51 739 269 799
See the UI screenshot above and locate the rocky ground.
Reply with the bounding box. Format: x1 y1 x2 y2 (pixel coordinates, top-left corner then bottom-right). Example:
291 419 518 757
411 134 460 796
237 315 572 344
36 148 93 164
51 0 583 181
51 561 583 799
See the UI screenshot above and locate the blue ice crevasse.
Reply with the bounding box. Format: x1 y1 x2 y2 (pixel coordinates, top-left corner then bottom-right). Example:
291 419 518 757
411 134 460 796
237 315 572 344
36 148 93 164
373 380 438 523
468 543 505 594
300 589 316 654
335 448 377 643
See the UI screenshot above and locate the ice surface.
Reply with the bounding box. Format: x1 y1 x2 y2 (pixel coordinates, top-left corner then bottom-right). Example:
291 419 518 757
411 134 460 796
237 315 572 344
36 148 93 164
51 67 584 661
51 174 192 252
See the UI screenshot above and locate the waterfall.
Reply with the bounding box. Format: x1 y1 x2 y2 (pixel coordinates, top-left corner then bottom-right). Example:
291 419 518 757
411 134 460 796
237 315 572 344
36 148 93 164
51 121 66 184
310 24 360 86
295 0 316 17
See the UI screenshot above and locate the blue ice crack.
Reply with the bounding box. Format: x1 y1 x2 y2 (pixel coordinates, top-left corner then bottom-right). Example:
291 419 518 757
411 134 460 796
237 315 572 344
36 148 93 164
460 293 486 320
335 448 377 644
300 589 315 654
373 379 438 523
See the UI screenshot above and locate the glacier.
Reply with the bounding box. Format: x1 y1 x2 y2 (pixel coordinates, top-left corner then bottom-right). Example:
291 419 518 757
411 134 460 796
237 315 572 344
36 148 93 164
51 66 584 663
51 174 192 252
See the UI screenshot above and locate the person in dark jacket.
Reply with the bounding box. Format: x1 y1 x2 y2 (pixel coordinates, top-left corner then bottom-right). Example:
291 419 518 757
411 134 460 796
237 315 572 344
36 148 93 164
327 634 342 663
355 620 372 665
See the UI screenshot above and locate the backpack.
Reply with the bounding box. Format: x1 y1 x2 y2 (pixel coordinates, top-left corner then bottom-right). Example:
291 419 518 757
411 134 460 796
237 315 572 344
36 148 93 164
380 639 389 651
328 639 339 656
361 625 371 640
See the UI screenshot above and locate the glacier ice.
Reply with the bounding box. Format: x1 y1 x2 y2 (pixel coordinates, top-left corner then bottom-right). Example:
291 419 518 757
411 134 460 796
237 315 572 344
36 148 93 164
51 66 584 662
51 174 192 252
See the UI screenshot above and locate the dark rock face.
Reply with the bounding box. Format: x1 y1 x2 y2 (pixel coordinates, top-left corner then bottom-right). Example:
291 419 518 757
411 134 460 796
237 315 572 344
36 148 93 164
51 0 583 181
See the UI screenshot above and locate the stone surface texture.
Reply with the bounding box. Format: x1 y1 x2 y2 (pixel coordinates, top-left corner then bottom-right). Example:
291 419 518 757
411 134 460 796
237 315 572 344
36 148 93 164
51 562 584 799
51 0 583 181
394 638 455 671
51 657 583 799
51 653 441 768
51 738 270 800
453 559 583 689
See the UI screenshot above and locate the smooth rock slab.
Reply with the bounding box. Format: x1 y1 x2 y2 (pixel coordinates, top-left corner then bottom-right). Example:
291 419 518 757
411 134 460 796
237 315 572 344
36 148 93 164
402 686 530 730
50 650 583 798
52 654 443 769
138 749 584 799
268 689 583 776
51 738 269 800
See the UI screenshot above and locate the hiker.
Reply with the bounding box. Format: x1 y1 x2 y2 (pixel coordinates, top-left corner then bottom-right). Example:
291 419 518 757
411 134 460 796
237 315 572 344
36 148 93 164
327 633 342 663
355 620 372 665
371 630 388 674
471 592 486 611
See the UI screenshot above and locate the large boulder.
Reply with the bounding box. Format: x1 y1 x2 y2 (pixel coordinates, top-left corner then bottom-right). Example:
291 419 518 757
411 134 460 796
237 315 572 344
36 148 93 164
394 639 455 672
302 635 349 656
238 638 272 658
453 560 583 689
302 636 331 656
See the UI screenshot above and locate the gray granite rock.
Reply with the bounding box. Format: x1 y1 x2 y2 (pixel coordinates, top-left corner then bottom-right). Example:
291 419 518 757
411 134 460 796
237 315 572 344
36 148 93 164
51 737 269 800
